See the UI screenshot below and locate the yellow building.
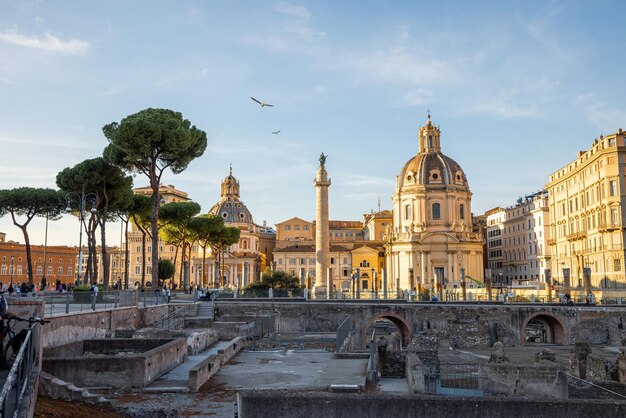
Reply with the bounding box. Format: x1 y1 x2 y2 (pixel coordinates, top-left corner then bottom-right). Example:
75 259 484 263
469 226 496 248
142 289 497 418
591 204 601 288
273 211 388 293
546 129 626 290
125 184 192 288
385 115 484 294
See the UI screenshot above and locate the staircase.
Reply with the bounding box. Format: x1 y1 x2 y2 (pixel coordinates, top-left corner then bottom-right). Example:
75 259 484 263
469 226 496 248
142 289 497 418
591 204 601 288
184 302 214 328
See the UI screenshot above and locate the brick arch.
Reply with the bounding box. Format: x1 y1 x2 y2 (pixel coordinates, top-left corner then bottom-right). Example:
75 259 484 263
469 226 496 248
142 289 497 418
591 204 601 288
363 312 411 348
521 311 568 346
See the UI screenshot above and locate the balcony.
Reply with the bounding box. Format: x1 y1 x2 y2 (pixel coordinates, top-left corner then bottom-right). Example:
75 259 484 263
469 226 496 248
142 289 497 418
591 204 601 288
598 222 621 232
546 239 556 246
566 231 587 241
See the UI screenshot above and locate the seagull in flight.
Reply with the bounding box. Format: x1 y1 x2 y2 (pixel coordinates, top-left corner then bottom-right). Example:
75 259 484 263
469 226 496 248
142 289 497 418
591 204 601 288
250 97 274 107
272 130 281 135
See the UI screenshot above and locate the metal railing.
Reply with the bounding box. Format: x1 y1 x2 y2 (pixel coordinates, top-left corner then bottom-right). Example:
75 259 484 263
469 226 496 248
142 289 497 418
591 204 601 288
424 364 493 398
335 316 354 352
145 306 187 330
30 290 167 316
0 327 35 417
558 371 626 400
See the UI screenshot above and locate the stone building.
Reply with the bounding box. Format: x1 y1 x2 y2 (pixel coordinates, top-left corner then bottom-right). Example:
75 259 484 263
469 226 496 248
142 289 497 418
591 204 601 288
485 207 506 288
502 191 551 286
385 115 484 293
546 129 626 289
197 168 276 288
273 212 388 293
124 184 193 288
0 232 78 286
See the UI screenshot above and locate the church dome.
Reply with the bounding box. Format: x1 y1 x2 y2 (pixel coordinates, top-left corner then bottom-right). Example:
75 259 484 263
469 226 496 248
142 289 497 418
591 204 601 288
396 115 469 190
209 167 254 224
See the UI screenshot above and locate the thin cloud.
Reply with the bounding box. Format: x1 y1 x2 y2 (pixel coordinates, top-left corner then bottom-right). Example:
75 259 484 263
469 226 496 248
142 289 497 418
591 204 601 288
274 2 311 20
471 99 537 118
585 104 626 133
0 29 90 55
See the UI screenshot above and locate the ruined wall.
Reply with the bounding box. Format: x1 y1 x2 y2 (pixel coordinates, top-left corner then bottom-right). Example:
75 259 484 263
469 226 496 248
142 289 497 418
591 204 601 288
216 301 626 350
42 304 172 348
237 391 626 418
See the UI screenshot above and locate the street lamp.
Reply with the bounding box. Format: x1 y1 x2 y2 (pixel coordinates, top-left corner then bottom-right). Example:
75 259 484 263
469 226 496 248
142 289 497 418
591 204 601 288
10 256 14 286
65 191 97 285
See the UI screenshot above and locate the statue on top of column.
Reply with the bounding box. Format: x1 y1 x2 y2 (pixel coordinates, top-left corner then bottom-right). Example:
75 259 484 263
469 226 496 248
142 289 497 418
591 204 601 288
319 152 327 168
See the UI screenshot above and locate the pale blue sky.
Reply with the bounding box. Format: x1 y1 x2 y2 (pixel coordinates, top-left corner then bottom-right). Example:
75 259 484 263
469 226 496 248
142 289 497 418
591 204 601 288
1 0 625 246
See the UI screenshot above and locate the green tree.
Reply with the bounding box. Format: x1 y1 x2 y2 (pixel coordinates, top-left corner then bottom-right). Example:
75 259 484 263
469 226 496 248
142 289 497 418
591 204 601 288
103 108 207 286
243 269 301 296
56 158 134 288
157 258 175 288
188 214 224 287
0 188 65 284
128 194 152 288
212 225 240 287
158 201 201 288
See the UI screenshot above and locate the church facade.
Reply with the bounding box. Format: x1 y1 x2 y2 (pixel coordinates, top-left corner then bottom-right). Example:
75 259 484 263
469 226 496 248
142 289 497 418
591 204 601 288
385 116 484 293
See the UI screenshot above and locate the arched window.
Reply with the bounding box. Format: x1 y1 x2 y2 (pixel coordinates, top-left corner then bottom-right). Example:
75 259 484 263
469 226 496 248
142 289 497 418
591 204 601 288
432 203 441 220
404 204 412 220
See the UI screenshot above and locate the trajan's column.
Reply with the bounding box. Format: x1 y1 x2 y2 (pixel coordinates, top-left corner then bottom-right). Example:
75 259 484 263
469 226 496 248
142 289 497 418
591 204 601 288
314 153 330 297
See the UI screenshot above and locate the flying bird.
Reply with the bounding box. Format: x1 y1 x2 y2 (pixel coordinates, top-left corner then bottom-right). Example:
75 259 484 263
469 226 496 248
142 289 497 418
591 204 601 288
272 130 281 135
250 97 274 107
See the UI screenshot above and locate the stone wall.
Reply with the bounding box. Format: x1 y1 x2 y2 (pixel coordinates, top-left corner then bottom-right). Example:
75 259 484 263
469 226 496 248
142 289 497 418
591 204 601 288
42 304 171 348
42 338 187 388
237 391 626 418
216 301 626 349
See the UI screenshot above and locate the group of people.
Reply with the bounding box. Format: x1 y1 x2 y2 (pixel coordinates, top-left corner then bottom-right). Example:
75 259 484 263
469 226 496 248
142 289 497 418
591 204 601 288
0 281 34 296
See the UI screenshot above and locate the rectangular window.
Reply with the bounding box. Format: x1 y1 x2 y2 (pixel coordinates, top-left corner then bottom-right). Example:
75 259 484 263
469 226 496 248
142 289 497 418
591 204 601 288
68 267 72 276
135 266 140 275
294 225 300 231
459 204 465 220
47 266 52 275
300 258 305 264
330 258 335 264
614 258 621 272
303 225 309 231
57 267 63 274
610 180 617 196
36 266 43 274
278 258 283 265
285 225 291 231
309 258 315 265
289 258 296 265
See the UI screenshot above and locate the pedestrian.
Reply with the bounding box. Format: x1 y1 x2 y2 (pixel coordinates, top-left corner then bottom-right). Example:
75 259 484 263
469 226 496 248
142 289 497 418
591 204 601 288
7 284 14 295
41 276 47 291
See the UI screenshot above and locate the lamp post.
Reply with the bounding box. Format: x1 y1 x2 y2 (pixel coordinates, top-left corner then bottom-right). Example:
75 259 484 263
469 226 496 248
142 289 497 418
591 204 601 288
371 268 376 297
498 272 503 294
10 256 14 286
65 191 97 285
42 212 49 285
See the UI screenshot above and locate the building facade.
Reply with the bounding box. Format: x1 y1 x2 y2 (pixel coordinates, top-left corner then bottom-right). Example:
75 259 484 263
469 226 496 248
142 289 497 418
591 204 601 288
485 207 505 287
385 115 484 293
0 232 78 287
197 168 276 288
546 129 626 289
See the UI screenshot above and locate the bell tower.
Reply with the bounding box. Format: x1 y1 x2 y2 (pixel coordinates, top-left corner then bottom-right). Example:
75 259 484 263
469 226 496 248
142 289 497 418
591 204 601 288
418 113 442 154
220 165 240 199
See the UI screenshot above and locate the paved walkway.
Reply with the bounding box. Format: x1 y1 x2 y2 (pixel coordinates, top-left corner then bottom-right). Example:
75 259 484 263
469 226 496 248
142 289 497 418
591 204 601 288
145 340 231 391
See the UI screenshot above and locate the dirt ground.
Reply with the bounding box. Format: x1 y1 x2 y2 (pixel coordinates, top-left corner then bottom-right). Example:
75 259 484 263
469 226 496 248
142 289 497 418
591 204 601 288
35 397 128 418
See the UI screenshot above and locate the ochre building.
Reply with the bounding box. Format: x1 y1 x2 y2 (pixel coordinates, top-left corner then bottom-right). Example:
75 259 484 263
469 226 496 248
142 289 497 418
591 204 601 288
385 115 484 293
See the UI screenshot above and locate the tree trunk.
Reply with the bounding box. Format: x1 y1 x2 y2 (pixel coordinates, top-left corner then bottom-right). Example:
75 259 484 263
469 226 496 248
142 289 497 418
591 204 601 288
202 244 207 288
100 185 110 289
150 163 159 289
124 218 130 289
20 225 33 285
90 216 98 284
141 231 147 288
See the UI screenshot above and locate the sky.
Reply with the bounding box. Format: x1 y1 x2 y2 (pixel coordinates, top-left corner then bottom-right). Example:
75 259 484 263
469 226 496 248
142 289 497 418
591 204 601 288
1 0 625 246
